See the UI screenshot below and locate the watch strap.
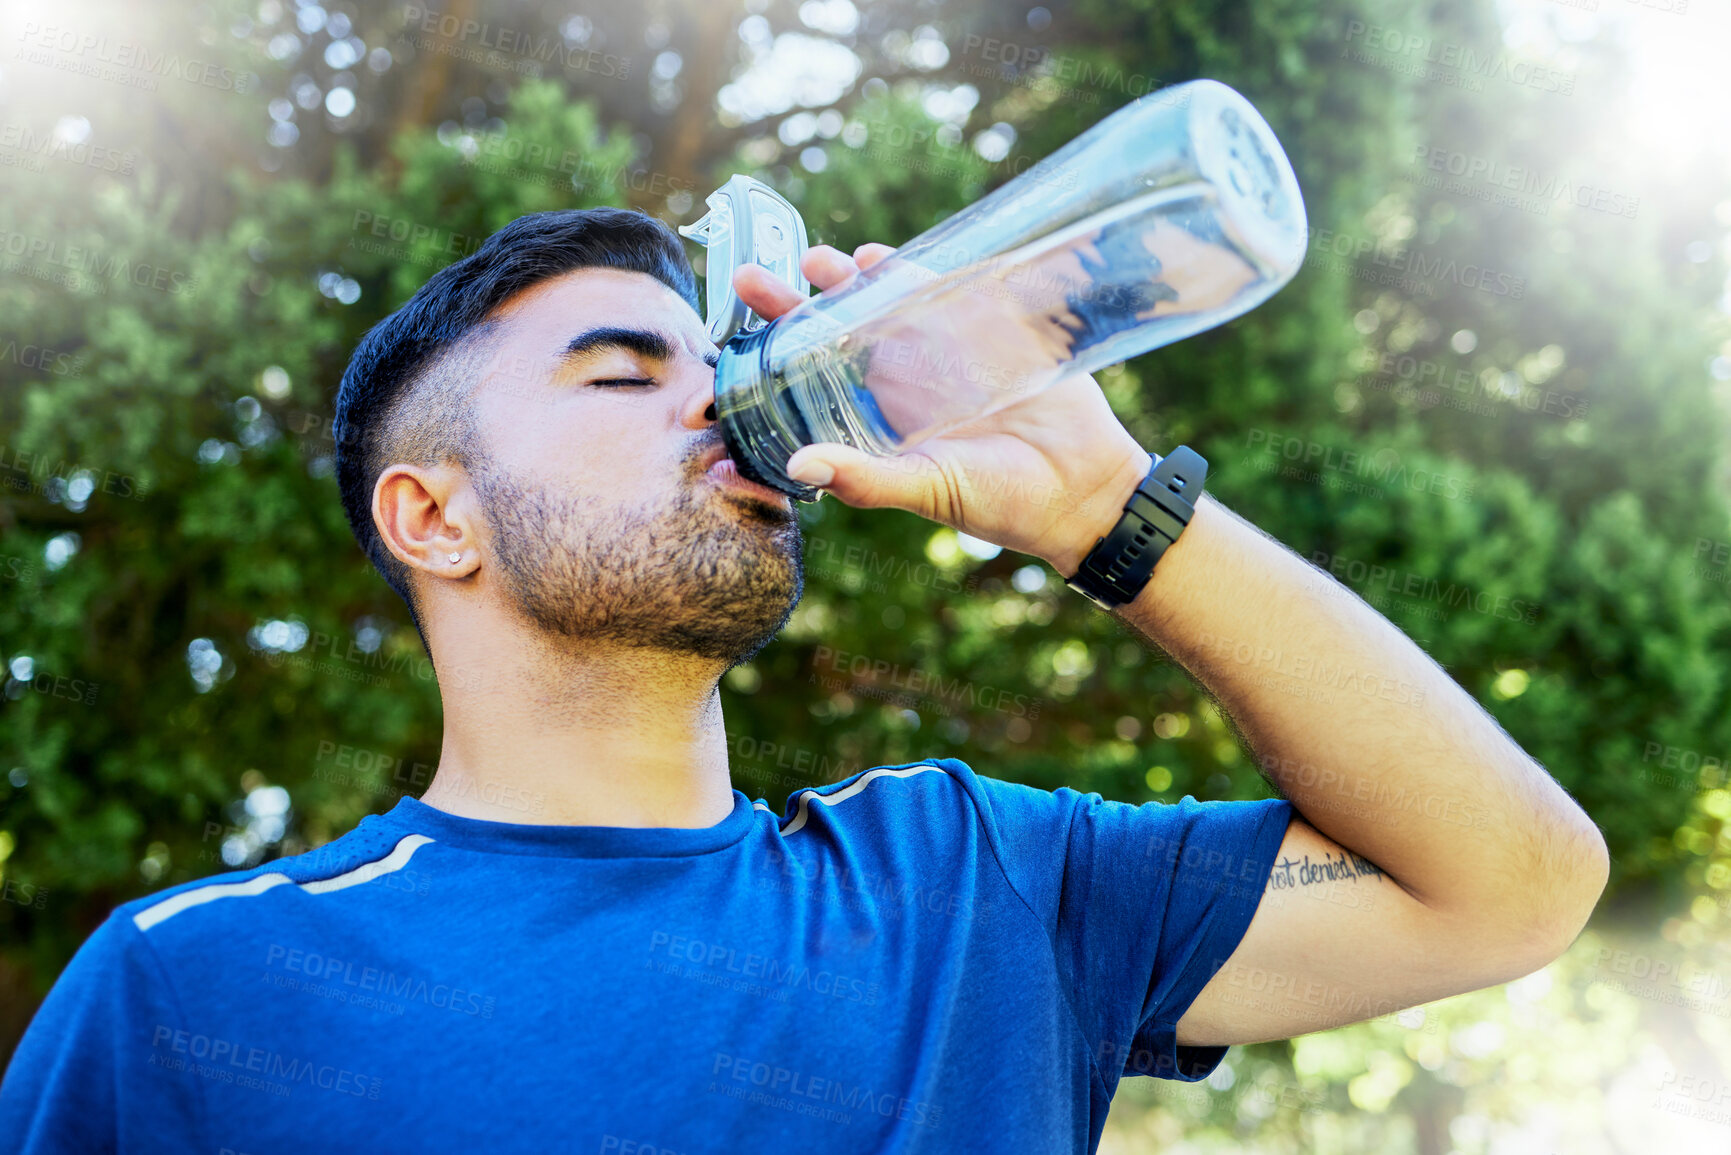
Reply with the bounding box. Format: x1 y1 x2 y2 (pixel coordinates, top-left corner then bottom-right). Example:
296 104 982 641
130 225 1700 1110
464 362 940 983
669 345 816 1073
1064 446 1208 611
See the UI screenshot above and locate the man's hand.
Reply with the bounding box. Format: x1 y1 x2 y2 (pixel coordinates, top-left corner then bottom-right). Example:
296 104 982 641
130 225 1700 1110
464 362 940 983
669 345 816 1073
732 244 1148 575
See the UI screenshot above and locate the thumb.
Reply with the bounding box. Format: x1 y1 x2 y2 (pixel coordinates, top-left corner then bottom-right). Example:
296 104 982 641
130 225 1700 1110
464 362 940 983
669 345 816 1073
784 443 938 515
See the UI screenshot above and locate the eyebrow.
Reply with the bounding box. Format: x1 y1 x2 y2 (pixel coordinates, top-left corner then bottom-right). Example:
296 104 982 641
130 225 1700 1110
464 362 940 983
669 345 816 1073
561 326 720 369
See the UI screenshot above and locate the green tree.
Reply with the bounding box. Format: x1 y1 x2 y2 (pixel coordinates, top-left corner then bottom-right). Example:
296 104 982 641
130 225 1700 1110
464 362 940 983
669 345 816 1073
3 1 1728 1149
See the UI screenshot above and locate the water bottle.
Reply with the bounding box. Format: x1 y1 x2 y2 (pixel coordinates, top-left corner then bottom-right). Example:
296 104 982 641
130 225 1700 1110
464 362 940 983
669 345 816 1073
703 78 1308 501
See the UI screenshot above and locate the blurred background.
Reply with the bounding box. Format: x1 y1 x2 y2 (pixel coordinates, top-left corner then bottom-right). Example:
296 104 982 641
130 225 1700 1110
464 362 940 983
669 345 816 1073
1 0 1729 1149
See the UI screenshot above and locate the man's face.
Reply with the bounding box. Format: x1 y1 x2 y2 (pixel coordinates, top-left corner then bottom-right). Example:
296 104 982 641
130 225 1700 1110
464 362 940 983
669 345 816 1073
458 266 803 665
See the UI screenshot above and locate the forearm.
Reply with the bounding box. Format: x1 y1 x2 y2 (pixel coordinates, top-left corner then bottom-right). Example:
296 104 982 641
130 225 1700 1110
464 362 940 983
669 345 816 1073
1105 493 1605 942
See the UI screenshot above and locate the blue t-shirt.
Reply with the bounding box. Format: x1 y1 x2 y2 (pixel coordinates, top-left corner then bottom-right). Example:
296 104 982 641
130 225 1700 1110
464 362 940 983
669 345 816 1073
1 757 1290 1154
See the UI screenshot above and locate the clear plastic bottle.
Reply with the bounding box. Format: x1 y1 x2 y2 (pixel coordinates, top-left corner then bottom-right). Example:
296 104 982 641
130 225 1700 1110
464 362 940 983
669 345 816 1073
715 78 1308 500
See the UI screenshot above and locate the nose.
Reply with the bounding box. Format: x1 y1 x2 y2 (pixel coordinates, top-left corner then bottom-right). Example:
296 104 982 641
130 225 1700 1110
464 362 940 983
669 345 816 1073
678 363 719 430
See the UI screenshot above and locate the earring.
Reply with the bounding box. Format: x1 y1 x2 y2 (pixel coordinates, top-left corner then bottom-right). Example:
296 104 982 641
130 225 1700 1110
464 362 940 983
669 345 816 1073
448 552 461 564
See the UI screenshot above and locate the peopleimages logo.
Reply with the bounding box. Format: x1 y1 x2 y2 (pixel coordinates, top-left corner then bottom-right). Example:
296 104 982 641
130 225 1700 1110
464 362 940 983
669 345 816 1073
1243 430 1478 503
709 1052 944 1129
263 944 497 1018
1590 947 1731 1014
0 339 85 378
1308 550 1541 626
0 231 198 297
15 22 254 93
148 1026 384 1098
957 34 1181 103
0 122 136 175
1409 145 1640 219
1354 350 1588 424
1304 227 1526 299
1341 20 1576 96
809 646 1041 719
398 5 631 79
648 931 880 1005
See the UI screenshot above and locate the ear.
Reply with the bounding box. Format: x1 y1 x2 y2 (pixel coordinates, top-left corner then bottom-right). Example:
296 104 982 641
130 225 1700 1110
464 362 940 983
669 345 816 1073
374 463 481 581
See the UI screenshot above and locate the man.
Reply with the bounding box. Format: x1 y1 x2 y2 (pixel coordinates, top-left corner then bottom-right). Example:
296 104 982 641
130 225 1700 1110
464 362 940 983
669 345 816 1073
0 207 1606 1153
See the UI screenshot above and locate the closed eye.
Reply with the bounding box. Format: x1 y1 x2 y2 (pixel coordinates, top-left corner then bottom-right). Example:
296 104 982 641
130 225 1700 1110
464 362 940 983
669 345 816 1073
589 377 656 388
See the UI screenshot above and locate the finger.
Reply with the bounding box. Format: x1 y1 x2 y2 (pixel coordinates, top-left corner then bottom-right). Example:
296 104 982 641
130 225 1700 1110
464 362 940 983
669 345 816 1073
853 243 897 271
800 244 860 292
785 442 939 518
732 263 808 323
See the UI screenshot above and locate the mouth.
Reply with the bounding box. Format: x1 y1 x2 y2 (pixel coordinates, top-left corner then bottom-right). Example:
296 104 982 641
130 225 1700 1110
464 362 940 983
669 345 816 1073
699 443 792 508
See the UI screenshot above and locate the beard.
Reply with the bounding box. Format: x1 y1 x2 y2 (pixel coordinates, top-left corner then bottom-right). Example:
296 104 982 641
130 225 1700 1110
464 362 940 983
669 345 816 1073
469 444 804 666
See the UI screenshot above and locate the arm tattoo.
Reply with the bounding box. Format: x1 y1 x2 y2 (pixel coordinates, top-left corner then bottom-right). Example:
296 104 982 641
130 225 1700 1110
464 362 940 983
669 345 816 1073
1266 850 1384 893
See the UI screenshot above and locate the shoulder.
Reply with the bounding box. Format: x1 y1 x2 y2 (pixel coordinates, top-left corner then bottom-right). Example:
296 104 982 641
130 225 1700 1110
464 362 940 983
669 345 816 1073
773 758 1288 852
118 813 433 943
771 756 1108 839
773 757 986 836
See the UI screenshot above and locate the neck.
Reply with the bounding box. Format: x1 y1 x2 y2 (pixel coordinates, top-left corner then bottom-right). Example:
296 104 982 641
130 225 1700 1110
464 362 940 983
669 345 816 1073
420 602 737 830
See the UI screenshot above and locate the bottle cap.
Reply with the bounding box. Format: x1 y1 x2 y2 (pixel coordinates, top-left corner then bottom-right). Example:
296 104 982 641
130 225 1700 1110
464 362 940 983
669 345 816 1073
677 174 811 346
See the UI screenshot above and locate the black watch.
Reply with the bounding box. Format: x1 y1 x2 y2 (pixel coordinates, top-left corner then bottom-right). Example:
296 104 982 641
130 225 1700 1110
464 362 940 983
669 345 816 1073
1064 446 1208 611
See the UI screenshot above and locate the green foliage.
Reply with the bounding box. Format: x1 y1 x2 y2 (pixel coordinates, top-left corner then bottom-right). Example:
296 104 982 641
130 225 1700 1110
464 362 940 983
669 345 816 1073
0 75 641 977
3 0 1730 1146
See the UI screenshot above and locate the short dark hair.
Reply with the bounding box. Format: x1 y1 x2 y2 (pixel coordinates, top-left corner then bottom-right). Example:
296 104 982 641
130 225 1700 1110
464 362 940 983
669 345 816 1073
333 207 700 641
